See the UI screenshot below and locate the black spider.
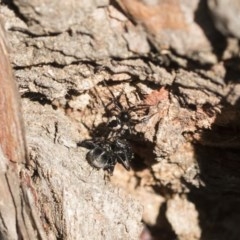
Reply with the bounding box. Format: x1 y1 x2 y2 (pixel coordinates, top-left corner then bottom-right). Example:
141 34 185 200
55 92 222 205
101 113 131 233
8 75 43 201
79 138 133 175
102 85 147 139
79 82 148 175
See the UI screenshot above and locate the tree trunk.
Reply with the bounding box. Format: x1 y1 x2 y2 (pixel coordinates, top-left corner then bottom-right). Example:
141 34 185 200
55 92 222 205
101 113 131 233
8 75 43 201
0 0 240 239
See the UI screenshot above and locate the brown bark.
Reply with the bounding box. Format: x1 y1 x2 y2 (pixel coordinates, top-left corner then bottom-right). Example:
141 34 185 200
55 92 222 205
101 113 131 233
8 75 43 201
0 25 46 239
0 0 240 239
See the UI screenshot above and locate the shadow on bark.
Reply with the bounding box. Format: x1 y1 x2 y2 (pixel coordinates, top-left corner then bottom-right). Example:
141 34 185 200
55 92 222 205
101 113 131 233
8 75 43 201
187 97 240 240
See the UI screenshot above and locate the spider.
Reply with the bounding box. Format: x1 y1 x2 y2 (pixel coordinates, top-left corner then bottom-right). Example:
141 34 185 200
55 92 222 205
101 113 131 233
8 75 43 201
79 138 133 175
102 84 147 139
79 81 148 174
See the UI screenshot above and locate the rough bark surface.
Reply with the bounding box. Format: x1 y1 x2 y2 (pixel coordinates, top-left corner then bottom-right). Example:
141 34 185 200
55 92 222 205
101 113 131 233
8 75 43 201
0 0 240 239
0 24 46 240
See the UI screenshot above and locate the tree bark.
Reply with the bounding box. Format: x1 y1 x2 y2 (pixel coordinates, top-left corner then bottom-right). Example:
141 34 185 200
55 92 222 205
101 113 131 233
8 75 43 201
0 0 240 239
0 25 46 240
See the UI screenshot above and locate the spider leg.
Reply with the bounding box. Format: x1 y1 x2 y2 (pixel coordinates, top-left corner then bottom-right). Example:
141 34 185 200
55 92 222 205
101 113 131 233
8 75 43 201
105 165 115 175
140 111 158 123
127 103 150 112
105 99 122 113
103 80 125 111
117 154 131 171
104 155 116 175
125 93 133 109
78 139 99 149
